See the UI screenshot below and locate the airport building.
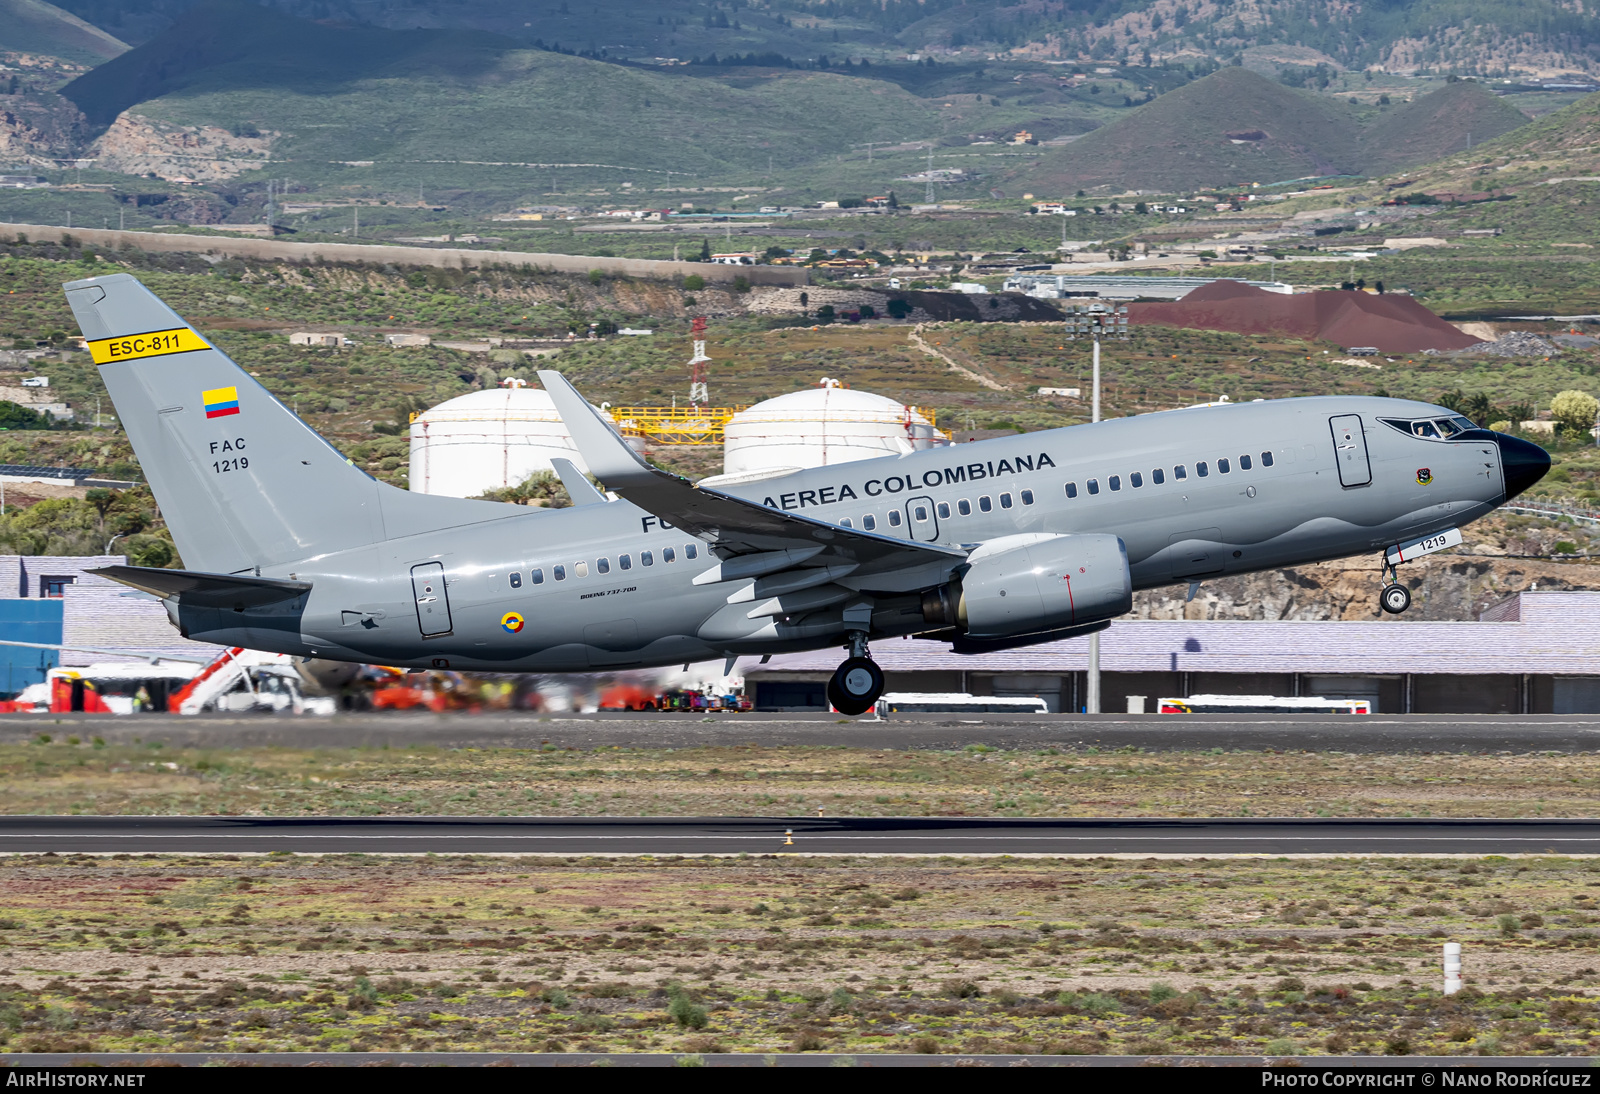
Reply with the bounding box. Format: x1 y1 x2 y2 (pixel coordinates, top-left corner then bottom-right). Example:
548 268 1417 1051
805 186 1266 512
0 555 220 690
746 590 1600 715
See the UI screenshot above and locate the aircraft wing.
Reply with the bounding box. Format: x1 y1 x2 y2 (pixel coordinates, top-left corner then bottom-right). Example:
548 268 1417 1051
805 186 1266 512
538 370 965 579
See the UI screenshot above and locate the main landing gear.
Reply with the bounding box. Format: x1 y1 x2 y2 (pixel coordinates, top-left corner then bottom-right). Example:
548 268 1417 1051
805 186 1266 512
1379 558 1412 615
827 632 885 716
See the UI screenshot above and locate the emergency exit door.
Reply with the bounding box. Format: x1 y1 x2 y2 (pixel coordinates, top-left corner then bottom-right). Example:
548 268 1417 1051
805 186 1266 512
410 561 453 637
1329 414 1372 487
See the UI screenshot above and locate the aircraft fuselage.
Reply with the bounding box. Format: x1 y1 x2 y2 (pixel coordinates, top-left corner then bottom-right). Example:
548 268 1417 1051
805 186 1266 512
173 396 1516 672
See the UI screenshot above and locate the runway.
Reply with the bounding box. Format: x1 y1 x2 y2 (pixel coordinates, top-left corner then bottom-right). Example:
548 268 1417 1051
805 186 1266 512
9 711 1600 753
6 816 1600 856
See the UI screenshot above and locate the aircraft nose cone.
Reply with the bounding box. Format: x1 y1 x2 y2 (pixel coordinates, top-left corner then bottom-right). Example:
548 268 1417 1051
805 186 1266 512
1495 432 1551 501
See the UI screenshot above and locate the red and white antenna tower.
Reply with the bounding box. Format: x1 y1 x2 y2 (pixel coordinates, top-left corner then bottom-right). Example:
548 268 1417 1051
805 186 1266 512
688 316 710 406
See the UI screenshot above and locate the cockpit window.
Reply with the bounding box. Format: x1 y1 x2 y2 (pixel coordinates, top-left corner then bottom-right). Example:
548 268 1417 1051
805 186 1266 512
1381 416 1484 441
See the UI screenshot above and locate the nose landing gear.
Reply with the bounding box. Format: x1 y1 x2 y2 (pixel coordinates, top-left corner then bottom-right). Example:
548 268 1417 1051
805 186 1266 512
1379 558 1412 615
827 632 885 716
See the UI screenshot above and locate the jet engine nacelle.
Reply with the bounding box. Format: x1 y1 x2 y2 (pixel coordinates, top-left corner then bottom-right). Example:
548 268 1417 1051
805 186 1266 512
955 533 1131 639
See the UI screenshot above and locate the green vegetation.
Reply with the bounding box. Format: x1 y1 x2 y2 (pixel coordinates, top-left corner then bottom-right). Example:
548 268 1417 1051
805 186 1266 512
1014 68 1526 195
0 0 126 65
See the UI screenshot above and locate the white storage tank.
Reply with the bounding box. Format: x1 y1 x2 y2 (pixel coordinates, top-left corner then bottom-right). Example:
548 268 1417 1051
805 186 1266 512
409 381 588 498
714 378 946 482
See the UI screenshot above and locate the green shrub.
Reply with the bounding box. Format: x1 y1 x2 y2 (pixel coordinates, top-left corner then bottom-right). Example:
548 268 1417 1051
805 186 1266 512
682 274 705 291
668 990 708 1029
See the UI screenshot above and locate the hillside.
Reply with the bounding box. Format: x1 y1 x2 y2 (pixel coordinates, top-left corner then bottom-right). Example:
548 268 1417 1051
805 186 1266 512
1400 86 1600 192
45 0 1600 79
0 0 126 65
1359 79 1530 176
58 0 954 192
1009 66 1362 193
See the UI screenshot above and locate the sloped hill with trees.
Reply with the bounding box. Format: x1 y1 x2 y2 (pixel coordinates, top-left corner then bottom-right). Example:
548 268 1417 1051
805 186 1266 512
0 0 126 65
1010 66 1363 193
1360 78 1530 177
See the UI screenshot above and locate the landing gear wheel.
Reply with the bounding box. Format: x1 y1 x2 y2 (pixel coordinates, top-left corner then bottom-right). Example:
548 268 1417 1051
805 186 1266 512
1380 583 1412 615
827 657 884 716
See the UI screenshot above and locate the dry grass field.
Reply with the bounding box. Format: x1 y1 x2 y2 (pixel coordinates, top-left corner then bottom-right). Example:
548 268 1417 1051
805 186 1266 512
2 854 1599 1057
4 739 1599 819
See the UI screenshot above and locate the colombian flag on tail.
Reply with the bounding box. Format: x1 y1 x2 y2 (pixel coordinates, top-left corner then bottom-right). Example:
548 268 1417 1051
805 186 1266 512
202 386 239 419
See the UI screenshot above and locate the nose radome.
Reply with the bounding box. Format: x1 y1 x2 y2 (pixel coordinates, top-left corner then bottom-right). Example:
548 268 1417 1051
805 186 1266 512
1494 432 1551 501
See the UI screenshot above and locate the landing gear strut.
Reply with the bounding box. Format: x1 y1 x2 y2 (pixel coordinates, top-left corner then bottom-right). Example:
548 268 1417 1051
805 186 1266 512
1379 559 1412 615
827 632 884 716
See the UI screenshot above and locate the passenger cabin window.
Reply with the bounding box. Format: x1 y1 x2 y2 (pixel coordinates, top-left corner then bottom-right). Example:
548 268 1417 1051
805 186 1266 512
999 493 1013 509
1020 489 1034 505
1261 451 1274 467
553 565 566 581
1064 483 1078 499
863 514 877 530
936 501 951 519
619 554 632 570
1240 454 1252 471
663 547 676 563
840 517 853 528
888 511 902 527
1087 479 1100 495
685 543 698 560
1152 468 1165 485
575 561 590 578
1130 472 1143 488
1174 465 1187 480
531 568 544 584
979 495 993 512
958 499 971 515
1196 462 1209 478
597 557 610 575
1109 475 1122 491
913 504 929 521
508 572 522 589
1218 458 1230 474
641 551 654 566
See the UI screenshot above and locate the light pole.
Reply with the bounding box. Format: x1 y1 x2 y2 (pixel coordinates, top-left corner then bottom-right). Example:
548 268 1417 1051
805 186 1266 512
1065 302 1129 714
105 533 124 556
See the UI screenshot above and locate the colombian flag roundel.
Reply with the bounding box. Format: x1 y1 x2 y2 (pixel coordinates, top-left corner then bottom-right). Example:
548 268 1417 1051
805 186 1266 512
500 612 525 634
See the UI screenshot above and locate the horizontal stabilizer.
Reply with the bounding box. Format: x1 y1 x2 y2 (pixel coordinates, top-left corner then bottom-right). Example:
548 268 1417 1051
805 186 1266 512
90 565 311 610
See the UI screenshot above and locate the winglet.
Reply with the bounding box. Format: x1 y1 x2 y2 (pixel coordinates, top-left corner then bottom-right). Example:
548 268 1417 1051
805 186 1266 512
550 457 607 506
538 370 660 490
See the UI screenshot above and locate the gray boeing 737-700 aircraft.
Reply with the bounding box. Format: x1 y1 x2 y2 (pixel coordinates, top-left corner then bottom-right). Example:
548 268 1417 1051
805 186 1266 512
61 273 1549 714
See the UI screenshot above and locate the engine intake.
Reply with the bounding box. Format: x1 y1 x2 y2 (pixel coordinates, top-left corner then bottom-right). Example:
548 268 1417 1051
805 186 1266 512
954 533 1131 640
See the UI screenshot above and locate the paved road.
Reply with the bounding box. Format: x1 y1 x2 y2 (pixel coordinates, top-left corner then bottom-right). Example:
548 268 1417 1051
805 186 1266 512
9 712 1600 753
5 816 1600 856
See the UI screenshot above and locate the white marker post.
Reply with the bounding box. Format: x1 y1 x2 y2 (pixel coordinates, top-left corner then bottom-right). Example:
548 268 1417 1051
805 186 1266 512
1443 942 1462 995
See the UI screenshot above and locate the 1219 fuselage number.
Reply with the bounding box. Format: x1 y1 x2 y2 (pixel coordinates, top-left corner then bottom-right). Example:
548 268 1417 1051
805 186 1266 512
212 456 248 473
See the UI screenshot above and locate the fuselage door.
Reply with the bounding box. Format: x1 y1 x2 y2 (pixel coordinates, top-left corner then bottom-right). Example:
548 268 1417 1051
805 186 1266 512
1329 414 1372 487
410 561 453 637
906 495 939 542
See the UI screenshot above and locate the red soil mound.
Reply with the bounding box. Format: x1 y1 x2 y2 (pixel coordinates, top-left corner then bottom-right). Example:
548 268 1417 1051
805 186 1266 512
1128 281 1481 353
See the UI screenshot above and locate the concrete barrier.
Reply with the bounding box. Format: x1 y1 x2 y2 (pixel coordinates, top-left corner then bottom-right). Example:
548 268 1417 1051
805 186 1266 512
0 223 809 287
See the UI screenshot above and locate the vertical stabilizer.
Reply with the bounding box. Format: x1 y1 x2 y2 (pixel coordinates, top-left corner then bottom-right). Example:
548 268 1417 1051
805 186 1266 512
63 272 386 573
